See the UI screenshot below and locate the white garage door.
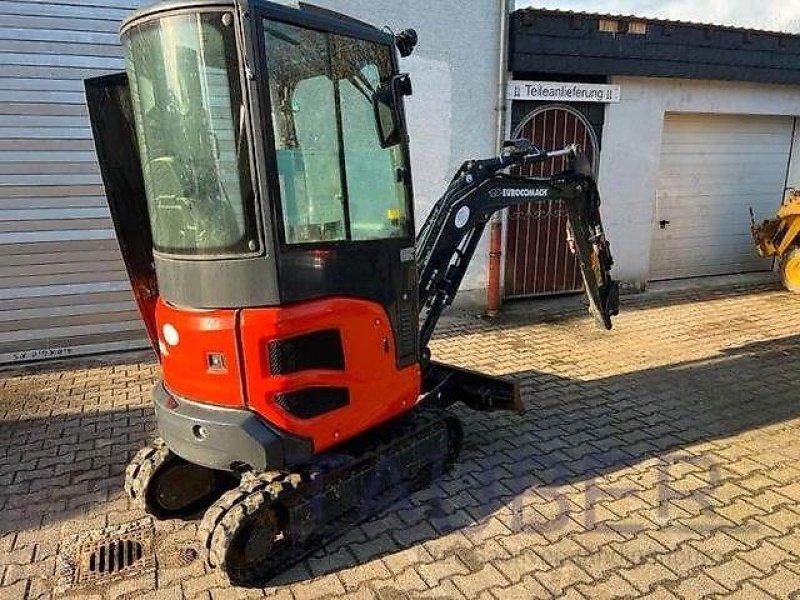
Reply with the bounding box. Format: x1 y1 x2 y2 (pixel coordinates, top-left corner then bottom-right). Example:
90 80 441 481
650 112 793 280
0 0 150 364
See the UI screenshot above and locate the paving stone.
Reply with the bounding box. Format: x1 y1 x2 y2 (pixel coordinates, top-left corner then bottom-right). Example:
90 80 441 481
720 581 777 600
703 556 761 591
0 579 27 600
726 519 782 549
637 586 681 600
371 566 428 599
534 560 591 596
577 573 637 599
307 546 356 576
493 549 550 583
715 499 766 523
422 531 473 560
611 535 668 565
415 579 466 599
338 559 392 592
670 572 727 600
772 528 800 556
690 530 745 560
752 565 800 598
451 564 508 597
617 559 679 593
182 572 227 599
570 523 624 552
490 575 551 599
574 545 632 580
646 525 704 551
415 555 468 587
533 536 588 568
390 520 438 547
737 540 792 574
380 546 434 576
496 529 548 555
292 573 346 600
656 543 713 574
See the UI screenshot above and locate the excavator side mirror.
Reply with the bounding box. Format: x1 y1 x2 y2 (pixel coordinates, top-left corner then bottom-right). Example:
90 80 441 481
372 74 411 148
372 85 400 148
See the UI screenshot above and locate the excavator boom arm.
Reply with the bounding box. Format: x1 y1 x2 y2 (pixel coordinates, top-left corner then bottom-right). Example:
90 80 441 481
416 143 619 348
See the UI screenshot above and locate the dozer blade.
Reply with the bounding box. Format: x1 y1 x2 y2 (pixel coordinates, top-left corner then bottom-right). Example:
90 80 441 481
422 360 524 414
563 155 619 330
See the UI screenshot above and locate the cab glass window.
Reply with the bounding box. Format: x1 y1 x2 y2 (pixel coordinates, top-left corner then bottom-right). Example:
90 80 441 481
264 19 411 245
123 12 257 256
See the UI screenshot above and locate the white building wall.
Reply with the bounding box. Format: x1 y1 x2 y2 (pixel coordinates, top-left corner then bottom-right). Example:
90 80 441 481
598 76 800 289
307 0 502 297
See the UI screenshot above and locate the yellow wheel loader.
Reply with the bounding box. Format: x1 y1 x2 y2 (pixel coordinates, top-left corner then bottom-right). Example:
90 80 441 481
752 189 800 292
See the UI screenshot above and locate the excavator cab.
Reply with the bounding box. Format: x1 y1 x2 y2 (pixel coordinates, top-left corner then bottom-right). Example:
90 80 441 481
88 0 429 455
87 0 418 342
86 0 618 585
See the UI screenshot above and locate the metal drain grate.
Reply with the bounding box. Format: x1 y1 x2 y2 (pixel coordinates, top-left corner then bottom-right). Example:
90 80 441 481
81 537 145 580
56 517 155 595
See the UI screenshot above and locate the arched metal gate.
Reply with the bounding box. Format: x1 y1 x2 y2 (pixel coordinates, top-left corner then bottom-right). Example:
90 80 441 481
504 105 599 298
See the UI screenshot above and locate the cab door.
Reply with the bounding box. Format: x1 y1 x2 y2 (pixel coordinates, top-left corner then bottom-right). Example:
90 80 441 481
85 72 160 354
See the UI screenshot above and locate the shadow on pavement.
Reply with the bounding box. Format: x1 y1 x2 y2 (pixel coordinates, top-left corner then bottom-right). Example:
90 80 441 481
271 333 800 585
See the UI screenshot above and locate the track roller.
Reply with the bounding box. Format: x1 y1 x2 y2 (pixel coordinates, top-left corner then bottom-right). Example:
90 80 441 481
199 472 300 586
125 437 238 520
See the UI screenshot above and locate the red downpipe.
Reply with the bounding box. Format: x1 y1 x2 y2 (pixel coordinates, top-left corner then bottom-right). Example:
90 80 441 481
487 217 502 316
488 0 509 317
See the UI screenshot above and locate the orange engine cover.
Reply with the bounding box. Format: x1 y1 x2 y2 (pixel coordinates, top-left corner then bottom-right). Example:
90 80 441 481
155 296 420 455
239 298 420 453
156 299 244 408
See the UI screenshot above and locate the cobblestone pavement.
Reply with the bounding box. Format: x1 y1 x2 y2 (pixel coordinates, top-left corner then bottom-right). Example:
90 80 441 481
2 279 800 600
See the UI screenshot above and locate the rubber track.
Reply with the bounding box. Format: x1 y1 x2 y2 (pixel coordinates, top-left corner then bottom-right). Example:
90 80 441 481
124 437 171 511
198 408 460 585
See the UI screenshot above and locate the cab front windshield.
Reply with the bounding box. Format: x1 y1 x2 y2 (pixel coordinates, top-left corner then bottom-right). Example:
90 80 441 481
123 11 257 256
264 20 411 244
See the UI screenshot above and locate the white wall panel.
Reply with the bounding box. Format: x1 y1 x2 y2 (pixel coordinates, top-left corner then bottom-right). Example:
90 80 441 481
598 76 800 287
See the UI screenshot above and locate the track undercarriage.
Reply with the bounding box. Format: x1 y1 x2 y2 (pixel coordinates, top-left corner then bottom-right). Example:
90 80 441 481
126 406 462 586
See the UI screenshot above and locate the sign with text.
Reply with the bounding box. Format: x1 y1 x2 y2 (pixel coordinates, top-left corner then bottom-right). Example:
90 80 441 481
508 81 621 103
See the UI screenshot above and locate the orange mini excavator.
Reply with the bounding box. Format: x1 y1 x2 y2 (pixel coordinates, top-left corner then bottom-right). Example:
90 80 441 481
85 0 618 585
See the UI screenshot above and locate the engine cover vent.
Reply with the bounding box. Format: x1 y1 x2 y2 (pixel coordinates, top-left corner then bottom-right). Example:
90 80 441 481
268 329 345 374
275 386 349 419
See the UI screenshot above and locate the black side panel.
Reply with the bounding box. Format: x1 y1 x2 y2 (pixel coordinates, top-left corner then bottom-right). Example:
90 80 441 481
274 387 350 419
85 72 159 353
268 329 345 374
277 239 418 369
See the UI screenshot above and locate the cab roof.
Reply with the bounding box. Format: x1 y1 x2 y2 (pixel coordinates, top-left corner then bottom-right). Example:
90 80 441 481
121 0 384 38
